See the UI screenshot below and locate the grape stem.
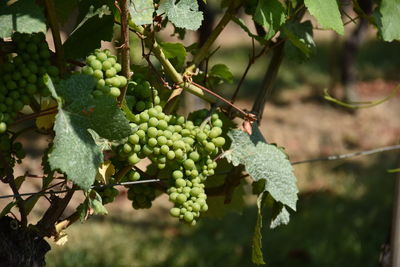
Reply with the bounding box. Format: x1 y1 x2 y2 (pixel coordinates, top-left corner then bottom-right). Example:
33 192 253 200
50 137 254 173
11 107 58 126
116 0 131 106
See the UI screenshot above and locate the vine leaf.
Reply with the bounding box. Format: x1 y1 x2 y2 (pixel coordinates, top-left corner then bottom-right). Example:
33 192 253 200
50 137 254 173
283 20 316 61
376 0 400 41
95 160 115 184
232 17 267 44
36 98 57 130
129 0 155 25
49 108 104 190
46 75 131 190
158 0 203 30
252 193 267 265
208 64 234 85
0 0 46 38
159 42 187 68
304 0 344 35
63 5 114 59
225 126 298 211
253 0 287 40
53 0 80 25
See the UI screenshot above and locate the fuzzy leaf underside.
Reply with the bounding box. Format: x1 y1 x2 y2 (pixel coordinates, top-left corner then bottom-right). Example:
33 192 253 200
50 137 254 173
158 0 203 30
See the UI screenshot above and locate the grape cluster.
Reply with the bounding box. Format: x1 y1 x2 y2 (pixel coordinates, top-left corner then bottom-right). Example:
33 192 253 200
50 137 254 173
126 75 161 113
115 80 225 224
0 133 25 178
127 183 156 209
81 49 127 98
0 32 59 131
96 186 119 204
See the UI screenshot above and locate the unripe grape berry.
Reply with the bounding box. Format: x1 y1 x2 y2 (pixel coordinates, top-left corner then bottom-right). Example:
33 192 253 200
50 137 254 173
0 122 7 133
175 178 186 188
184 212 194 222
176 194 187 204
90 60 102 70
212 137 225 147
172 170 183 179
170 207 180 217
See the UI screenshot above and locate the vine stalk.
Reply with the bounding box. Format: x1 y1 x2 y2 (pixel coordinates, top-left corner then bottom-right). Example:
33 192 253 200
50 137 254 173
117 0 131 106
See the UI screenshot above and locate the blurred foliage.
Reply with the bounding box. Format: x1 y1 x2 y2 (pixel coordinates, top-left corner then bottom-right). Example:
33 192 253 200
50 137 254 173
208 40 400 99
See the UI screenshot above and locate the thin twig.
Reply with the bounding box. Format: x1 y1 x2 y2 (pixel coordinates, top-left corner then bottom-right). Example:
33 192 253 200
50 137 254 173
0 179 161 199
291 144 400 165
230 43 268 105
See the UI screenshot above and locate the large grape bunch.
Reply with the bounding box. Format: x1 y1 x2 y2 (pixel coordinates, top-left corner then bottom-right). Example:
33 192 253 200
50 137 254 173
116 79 226 225
0 32 59 133
81 49 127 98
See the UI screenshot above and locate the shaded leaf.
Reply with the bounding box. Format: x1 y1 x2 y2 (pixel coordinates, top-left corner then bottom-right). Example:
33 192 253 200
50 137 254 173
0 0 46 38
159 42 187 68
283 20 316 61
54 0 79 25
209 64 234 84
304 0 344 35
232 17 267 44
254 0 287 39
63 5 114 59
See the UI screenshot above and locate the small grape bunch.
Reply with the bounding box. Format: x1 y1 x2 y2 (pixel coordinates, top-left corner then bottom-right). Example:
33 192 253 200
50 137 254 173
81 49 127 98
126 77 161 113
127 183 156 209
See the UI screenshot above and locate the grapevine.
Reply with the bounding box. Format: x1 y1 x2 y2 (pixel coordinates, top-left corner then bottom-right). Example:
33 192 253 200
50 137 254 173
0 0 398 266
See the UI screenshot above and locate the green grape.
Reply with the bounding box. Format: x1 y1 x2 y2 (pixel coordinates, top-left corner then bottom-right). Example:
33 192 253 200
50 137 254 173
0 122 7 133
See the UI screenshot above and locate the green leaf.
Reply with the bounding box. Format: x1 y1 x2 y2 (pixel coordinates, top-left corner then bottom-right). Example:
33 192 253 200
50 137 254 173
226 127 298 211
304 0 344 35
232 17 267 44
89 191 108 215
129 0 155 25
159 42 187 68
254 0 287 39
158 0 203 30
47 75 131 190
63 5 114 59
0 202 16 218
252 193 267 265
0 0 46 38
283 20 316 61
49 109 104 190
209 64 234 84
376 0 400 41
54 0 80 25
